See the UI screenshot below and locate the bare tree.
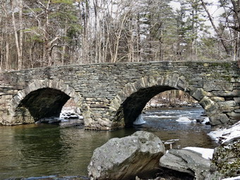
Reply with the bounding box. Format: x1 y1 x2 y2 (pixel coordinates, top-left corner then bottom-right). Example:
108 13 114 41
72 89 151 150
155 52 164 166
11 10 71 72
11 0 23 70
200 0 231 55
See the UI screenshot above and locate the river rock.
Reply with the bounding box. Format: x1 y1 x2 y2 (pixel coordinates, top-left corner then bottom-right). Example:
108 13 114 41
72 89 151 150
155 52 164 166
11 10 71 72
211 137 240 179
88 131 165 180
159 149 211 180
59 119 84 128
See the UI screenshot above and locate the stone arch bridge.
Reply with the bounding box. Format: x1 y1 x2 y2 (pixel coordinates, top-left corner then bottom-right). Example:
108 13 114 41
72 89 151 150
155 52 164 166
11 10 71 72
0 61 240 130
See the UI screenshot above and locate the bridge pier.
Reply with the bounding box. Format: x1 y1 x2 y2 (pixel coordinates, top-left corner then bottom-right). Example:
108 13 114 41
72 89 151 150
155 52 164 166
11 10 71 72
80 99 124 130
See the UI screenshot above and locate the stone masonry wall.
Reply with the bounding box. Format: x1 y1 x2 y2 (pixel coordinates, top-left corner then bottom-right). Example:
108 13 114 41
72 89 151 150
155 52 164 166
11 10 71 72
0 61 240 130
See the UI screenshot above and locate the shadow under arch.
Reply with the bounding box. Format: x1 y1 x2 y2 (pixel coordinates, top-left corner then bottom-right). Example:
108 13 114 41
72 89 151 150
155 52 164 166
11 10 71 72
11 79 82 124
122 86 176 127
110 74 215 128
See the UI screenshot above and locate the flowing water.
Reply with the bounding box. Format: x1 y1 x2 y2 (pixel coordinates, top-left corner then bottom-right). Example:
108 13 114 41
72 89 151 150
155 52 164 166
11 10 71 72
0 106 217 179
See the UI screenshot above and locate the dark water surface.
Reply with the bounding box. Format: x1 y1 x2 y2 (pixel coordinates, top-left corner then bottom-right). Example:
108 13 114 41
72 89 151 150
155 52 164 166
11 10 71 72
0 107 217 179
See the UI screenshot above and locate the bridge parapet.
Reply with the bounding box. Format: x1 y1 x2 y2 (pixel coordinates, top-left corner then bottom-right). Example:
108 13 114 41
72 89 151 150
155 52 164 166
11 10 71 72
0 61 239 130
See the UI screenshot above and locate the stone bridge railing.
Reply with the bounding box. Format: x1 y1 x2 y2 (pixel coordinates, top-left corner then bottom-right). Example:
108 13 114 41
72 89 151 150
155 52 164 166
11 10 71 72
0 61 239 130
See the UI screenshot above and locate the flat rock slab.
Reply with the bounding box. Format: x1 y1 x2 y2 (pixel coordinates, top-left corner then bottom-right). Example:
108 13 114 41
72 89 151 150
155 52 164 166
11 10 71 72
160 149 211 180
88 131 165 180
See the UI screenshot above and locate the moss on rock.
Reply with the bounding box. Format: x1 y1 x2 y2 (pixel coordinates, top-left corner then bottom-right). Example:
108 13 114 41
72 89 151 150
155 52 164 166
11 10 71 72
211 139 240 178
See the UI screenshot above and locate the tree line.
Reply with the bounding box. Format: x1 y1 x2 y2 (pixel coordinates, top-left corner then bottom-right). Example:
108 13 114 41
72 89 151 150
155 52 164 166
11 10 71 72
0 0 240 71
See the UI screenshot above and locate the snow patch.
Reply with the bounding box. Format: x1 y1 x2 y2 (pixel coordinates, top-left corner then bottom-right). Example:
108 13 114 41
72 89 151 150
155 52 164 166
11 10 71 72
202 117 210 124
208 121 240 144
184 147 214 160
222 176 240 180
133 114 146 125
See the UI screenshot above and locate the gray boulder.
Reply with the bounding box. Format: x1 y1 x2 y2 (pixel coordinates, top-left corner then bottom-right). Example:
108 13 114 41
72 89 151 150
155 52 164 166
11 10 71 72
88 131 165 180
159 149 211 180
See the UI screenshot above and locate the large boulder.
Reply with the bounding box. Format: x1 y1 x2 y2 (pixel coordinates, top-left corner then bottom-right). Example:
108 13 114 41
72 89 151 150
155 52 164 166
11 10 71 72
88 131 165 180
159 149 211 180
211 138 240 179
208 121 240 179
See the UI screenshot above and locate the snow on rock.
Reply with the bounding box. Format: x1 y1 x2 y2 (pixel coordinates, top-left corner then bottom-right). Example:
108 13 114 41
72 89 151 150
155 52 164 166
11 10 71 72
183 147 214 160
202 117 210 124
176 117 195 123
60 107 83 120
59 107 84 127
208 121 240 144
222 176 240 180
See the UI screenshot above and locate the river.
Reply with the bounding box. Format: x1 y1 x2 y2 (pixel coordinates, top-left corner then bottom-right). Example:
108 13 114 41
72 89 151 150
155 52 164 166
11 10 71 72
0 106 217 179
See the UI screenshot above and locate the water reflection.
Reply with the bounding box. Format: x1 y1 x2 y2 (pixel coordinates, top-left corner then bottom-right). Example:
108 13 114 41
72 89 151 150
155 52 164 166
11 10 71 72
0 124 135 179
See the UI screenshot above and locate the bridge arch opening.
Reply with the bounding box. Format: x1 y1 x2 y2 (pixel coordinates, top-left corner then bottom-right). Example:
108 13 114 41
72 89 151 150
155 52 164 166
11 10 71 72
12 79 84 125
111 74 216 128
118 87 207 127
16 88 70 122
121 86 175 127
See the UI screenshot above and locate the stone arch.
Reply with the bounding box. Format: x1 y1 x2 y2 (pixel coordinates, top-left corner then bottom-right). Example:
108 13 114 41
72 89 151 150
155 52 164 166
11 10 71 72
110 73 223 127
11 79 83 124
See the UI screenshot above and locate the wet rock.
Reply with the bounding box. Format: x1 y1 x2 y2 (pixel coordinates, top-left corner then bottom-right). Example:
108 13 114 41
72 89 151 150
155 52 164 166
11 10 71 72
135 167 194 180
15 175 89 180
60 119 84 128
196 117 210 125
88 131 165 180
36 117 61 124
159 149 211 180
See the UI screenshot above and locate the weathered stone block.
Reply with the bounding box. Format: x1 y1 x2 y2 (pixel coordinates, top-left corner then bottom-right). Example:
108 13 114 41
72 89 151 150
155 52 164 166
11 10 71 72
204 80 233 92
234 109 240 113
234 97 240 103
200 96 217 112
210 113 229 125
219 101 237 112
214 90 240 97
227 112 240 120
211 97 225 102
191 88 211 101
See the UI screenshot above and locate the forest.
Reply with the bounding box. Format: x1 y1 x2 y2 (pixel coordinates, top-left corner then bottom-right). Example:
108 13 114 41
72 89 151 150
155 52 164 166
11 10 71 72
0 0 240 71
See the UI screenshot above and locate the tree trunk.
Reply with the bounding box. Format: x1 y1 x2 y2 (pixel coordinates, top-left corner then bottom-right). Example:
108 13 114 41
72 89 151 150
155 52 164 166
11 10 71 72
5 39 9 70
200 0 231 55
19 0 23 69
11 0 23 70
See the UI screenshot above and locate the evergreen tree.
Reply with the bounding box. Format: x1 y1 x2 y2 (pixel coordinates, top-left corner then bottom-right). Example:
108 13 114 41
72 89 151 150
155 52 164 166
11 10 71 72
175 0 209 60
